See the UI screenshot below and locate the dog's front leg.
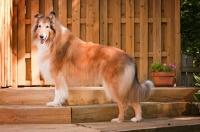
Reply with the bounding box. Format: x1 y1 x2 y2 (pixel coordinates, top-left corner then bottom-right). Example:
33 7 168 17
46 73 68 107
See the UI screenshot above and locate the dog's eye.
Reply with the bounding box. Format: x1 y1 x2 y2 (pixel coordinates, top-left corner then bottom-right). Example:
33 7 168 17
46 25 49 28
38 25 41 28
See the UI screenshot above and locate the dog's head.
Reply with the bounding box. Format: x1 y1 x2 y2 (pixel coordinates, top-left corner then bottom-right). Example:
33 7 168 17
33 11 56 44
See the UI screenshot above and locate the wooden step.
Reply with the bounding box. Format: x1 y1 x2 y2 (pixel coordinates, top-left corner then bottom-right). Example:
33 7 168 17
71 102 192 123
0 105 71 124
0 102 192 124
0 87 199 105
0 87 112 105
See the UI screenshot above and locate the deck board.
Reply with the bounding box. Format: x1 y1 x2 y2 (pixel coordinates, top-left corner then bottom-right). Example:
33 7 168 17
0 117 200 132
79 116 200 132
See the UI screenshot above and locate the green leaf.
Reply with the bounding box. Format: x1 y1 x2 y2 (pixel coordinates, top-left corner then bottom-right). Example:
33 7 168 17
193 73 200 83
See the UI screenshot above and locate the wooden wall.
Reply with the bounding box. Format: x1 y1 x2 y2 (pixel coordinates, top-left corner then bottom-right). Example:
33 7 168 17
9 0 181 87
0 0 13 88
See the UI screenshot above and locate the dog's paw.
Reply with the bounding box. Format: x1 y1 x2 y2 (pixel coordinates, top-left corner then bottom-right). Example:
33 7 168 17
111 118 122 123
46 101 62 107
131 117 142 122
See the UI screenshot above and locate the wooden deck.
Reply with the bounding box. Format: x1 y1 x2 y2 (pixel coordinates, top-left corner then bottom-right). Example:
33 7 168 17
1 116 200 132
0 87 200 131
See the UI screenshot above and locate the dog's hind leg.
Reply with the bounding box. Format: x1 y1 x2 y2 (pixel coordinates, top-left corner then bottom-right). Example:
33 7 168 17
131 101 142 122
111 99 127 123
46 73 68 107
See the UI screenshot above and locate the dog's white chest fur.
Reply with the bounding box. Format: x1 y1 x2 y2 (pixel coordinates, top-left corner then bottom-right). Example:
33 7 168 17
36 42 54 84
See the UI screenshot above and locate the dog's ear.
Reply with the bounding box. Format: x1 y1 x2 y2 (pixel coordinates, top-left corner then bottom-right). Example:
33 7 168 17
47 11 56 32
34 13 43 19
33 13 43 32
48 11 56 19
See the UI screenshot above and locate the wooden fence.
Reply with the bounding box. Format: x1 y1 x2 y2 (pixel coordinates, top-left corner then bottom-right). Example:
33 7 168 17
181 54 200 87
0 0 13 88
1 0 181 88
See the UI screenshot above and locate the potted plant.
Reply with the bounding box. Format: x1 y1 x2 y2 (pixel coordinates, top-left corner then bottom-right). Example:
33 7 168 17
151 62 176 87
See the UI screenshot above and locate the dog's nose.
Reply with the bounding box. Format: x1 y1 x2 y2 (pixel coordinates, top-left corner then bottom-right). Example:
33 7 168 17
39 35 44 39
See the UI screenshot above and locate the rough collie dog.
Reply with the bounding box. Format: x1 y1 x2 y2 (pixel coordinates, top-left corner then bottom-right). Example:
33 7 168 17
32 11 154 123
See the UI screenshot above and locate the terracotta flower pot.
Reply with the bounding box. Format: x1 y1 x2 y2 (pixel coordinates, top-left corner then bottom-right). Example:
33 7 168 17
151 72 175 87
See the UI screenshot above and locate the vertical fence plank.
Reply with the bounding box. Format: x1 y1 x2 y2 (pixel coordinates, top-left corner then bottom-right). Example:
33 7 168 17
1 1 5 87
85 0 99 43
112 0 121 48
9 0 13 87
107 0 113 46
17 0 26 86
0 0 3 87
86 0 94 42
93 0 99 43
175 0 181 86
7 0 12 87
80 0 86 40
7 0 13 87
4 0 9 87
139 0 148 82
100 0 108 46
44 0 53 85
58 0 67 27
126 0 134 56
72 0 80 37
31 0 40 85
12 0 18 88
167 0 175 64
153 0 161 62
44 0 53 16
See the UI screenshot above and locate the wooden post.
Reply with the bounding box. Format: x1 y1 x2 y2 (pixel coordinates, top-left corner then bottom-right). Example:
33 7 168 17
167 0 175 64
140 0 148 82
17 0 26 86
12 0 18 88
175 0 181 86
31 0 40 85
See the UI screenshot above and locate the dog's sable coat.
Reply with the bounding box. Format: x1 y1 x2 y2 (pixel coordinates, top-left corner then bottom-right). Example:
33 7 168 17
32 11 154 123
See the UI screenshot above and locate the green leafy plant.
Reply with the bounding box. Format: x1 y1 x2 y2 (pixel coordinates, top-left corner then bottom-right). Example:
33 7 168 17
194 90 200 102
181 0 200 68
181 0 200 56
193 73 200 87
151 62 176 72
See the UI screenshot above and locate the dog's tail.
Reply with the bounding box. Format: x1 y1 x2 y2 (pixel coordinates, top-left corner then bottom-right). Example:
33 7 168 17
118 62 154 102
132 64 154 102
